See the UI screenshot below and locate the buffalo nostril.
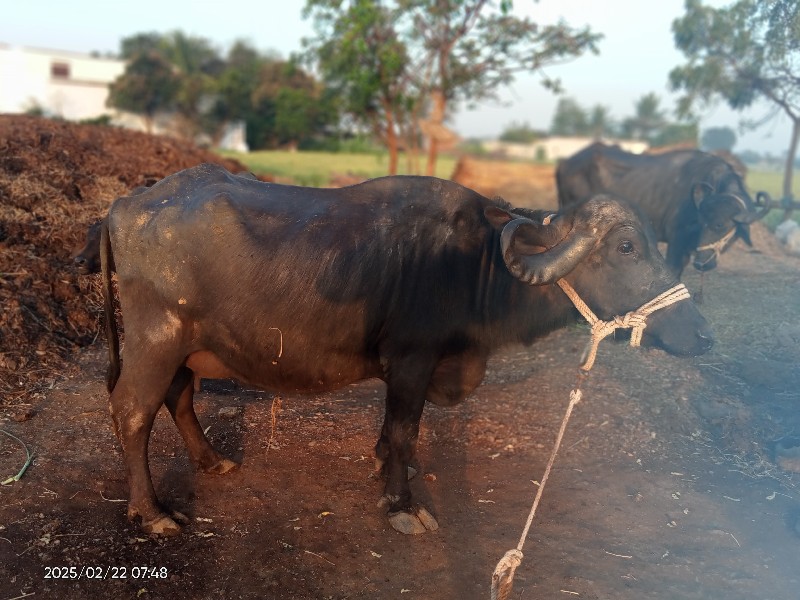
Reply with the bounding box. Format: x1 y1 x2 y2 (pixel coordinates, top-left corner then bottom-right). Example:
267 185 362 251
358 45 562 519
693 261 716 272
697 328 714 350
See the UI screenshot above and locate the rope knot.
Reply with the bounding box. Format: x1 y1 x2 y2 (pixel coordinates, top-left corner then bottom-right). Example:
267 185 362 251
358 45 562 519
491 549 524 600
558 280 691 371
614 312 644 329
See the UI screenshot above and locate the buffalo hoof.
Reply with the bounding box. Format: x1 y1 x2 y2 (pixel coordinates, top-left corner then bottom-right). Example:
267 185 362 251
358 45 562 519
388 506 439 535
142 514 182 537
202 457 240 475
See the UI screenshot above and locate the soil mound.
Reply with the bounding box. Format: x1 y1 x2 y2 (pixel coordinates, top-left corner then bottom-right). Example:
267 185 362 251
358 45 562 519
0 115 251 402
450 155 557 209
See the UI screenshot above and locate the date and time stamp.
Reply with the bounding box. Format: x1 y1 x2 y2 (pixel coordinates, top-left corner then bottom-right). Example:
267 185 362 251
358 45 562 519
43 566 169 580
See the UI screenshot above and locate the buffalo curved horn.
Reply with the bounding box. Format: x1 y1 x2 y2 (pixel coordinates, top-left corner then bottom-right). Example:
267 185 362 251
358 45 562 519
734 191 772 223
500 217 595 285
754 191 772 220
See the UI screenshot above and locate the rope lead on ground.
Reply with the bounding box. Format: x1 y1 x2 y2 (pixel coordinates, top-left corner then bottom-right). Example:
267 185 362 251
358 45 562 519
489 388 582 600
489 276 692 599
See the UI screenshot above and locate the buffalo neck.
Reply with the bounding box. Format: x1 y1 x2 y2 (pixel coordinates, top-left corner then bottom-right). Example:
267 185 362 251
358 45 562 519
471 228 581 349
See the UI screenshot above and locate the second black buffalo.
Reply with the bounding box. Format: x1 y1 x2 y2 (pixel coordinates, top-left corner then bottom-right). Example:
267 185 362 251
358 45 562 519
556 142 769 275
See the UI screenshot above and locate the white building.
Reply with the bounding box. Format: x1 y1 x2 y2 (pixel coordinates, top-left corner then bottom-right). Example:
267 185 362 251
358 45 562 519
0 43 125 120
482 136 649 161
0 43 248 152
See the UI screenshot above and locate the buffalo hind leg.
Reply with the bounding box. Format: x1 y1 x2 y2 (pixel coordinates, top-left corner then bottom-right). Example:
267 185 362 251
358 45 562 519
109 357 183 536
164 367 239 475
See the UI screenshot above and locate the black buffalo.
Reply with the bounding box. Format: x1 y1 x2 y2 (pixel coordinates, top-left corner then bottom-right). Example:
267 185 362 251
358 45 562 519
101 164 713 536
556 142 769 275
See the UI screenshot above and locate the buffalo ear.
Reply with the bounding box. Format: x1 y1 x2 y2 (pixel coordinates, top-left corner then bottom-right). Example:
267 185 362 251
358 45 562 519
484 206 516 229
692 182 714 210
736 223 753 247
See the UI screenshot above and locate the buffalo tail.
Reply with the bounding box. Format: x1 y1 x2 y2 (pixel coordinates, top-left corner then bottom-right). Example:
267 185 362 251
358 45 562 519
100 219 121 393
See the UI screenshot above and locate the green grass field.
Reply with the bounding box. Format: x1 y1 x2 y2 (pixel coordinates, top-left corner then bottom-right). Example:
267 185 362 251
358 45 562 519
223 149 797 227
222 149 458 187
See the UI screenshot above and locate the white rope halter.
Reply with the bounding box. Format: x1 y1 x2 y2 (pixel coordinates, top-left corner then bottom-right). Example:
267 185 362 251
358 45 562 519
556 279 692 371
694 226 737 266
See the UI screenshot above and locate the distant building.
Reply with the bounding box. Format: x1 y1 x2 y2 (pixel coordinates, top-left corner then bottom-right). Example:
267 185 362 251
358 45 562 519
0 43 125 119
0 43 248 152
482 136 649 161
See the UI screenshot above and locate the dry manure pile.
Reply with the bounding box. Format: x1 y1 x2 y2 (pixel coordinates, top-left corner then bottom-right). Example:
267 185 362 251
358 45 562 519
0 115 251 403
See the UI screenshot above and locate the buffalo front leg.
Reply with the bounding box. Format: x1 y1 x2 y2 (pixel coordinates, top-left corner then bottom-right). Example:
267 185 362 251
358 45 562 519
164 367 239 475
374 416 418 482
377 356 439 534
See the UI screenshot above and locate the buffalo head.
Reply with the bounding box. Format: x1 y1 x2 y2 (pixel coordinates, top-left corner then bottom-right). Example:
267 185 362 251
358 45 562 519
72 219 103 274
691 183 770 271
487 195 713 357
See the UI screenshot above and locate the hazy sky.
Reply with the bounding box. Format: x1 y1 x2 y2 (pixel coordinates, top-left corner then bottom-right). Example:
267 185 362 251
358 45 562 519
0 0 791 155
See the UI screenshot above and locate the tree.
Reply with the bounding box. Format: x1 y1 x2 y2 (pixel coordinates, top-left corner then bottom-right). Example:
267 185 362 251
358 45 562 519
304 0 412 174
250 60 338 150
107 51 180 133
153 32 223 139
158 31 223 77
588 104 614 138
700 126 737 152
670 0 800 218
274 88 316 149
546 94 695 147
549 97 588 136
621 93 666 142
499 120 542 143
548 99 614 139
402 0 602 174
650 122 698 147
304 0 601 175
119 32 163 59
113 32 222 138
111 32 338 150
208 41 267 146
738 149 762 165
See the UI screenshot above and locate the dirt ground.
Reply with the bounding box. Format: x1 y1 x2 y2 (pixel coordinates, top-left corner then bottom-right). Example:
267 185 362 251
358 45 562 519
1 117 799 600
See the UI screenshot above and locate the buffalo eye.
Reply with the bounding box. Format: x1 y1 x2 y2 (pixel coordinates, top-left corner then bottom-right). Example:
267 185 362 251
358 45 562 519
711 222 727 232
617 240 635 255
